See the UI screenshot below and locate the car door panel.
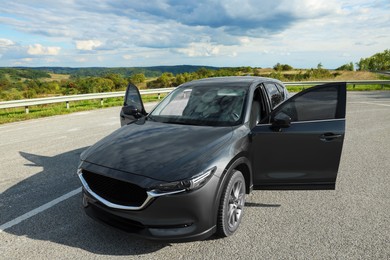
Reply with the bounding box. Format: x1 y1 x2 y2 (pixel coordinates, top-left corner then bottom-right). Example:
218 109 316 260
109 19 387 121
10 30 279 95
251 83 346 190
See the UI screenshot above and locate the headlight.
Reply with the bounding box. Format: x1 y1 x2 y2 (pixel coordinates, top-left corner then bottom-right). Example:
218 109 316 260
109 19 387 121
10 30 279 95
151 167 216 193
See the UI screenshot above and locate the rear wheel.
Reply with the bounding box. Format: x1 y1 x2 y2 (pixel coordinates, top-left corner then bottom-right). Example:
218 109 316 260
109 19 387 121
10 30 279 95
217 170 246 237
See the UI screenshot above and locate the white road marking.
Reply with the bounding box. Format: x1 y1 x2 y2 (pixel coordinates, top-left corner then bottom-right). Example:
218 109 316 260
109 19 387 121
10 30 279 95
350 101 390 107
348 108 390 113
0 187 81 232
53 136 67 140
67 128 80 132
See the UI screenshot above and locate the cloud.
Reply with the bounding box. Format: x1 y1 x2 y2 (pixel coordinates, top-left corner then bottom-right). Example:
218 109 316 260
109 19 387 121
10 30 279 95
0 38 15 47
177 42 220 57
27 44 61 55
0 0 389 68
0 0 342 54
103 0 339 36
75 57 87 62
123 54 132 60
75 40 103 50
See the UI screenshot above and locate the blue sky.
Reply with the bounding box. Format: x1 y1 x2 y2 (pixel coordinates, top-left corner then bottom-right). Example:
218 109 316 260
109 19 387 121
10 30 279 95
0 0 389 68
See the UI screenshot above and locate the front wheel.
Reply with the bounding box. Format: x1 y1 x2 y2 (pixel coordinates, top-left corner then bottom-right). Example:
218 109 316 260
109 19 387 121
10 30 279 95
217 170 246 237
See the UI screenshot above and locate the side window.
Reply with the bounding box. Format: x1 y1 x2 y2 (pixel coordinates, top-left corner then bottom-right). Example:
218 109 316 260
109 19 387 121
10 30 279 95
276 86 339 122
249 88 262 128
264 83 283 109
275 84 285 100
125 84 143 111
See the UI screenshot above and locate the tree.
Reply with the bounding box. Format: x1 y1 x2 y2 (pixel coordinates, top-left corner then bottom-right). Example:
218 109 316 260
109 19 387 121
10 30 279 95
129 73 146 84
147 73 174 88
281 64 293 71
273 63 293 71
273 63 282 71
336 62 354 71
196 68 212 78
356 49 390 71
104 73 127 90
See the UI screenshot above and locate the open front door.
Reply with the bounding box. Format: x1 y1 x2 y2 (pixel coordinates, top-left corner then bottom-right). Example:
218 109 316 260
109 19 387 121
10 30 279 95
120 83 146 126
251 83 346 190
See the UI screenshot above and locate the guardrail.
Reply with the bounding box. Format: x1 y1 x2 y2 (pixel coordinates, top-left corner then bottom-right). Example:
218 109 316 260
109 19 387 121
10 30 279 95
1 80 389 113
0 88 175 113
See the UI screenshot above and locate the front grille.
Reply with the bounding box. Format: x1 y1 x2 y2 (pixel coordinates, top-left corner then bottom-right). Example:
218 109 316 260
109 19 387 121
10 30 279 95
82 170 148 207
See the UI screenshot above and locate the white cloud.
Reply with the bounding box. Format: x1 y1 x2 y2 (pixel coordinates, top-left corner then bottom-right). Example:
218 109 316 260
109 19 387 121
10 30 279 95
75 40 102 50
75 57 87 62
123 54 132 60
0 38 15 47
239 38 251 44
0 0 389 67
178 43 220 57
229 52 238 57
27 44 61 55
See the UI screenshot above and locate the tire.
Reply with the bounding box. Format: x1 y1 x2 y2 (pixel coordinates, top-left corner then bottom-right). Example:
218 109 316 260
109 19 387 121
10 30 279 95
217 170 246 237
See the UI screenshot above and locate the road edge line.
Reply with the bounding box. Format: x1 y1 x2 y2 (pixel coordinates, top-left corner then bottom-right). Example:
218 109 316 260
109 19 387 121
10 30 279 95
0 187 81 233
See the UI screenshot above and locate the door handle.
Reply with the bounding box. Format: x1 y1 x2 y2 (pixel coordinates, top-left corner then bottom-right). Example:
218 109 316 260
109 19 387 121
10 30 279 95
320 133 342 142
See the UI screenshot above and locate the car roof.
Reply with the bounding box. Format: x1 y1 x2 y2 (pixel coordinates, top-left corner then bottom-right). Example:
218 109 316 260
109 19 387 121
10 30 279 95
179 76 284 88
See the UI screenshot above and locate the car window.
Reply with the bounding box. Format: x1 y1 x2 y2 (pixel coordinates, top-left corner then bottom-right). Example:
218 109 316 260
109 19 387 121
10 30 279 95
275 84 285 100
125 85 143 111
275 86 339 122
150 85 248 126
264 83 283 109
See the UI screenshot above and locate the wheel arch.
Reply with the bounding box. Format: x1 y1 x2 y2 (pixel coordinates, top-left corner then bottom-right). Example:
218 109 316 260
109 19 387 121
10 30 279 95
212 154 253 229
222 155 253 194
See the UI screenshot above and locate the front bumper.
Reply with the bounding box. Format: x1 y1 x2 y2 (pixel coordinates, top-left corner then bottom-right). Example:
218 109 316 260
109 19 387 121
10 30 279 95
81 174 221 242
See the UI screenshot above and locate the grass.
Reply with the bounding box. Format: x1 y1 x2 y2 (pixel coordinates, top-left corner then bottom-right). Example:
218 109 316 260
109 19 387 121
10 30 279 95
44 73 70 82
0 94 166 125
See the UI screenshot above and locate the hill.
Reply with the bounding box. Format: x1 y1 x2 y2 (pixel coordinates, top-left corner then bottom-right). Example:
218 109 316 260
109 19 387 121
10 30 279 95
10 65 220 78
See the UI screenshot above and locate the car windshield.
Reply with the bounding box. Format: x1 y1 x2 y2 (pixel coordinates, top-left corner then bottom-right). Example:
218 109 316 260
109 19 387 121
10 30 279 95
149 84 248 126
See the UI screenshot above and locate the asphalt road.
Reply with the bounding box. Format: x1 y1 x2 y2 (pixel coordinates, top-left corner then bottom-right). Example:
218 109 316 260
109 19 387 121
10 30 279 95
1 92 389 259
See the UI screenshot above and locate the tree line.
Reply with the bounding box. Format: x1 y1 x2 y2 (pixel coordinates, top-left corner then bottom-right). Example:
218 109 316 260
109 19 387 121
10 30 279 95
1 49 388 101
0 71 146 101
146 64 341 88
356 49 389 71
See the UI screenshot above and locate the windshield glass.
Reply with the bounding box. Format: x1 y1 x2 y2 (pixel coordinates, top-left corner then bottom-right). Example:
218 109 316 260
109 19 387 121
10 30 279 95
149 84 248 126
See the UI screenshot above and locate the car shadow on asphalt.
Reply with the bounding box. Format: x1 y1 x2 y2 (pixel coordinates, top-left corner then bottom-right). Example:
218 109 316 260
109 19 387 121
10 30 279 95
1 148 169 255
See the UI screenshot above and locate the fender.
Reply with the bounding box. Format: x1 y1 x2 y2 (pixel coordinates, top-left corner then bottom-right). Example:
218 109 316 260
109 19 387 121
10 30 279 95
211 154 252 227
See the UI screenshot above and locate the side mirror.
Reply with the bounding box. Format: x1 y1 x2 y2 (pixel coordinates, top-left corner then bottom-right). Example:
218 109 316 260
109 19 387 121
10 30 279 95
122 105 143 118
271 112 291 131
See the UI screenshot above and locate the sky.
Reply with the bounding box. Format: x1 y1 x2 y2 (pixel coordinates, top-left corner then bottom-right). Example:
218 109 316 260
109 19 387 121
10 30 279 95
0 0 389 69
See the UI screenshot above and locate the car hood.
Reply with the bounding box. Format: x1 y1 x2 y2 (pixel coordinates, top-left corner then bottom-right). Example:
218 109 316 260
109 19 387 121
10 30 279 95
81 120 233 182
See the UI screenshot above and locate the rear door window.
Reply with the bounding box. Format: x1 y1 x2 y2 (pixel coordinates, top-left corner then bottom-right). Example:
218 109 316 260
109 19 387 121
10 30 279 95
264 83 283 109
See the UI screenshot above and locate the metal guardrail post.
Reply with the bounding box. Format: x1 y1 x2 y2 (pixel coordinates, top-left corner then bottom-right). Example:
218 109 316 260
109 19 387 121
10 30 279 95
25 106 29 114
66 101 70 109
100 98 104 106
